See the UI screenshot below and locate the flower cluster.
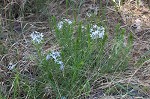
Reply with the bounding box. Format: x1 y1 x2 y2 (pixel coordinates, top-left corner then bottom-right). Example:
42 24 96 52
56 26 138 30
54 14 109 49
57 19 72 29
30 31 44 44
90 25 105 39
46 51 64 71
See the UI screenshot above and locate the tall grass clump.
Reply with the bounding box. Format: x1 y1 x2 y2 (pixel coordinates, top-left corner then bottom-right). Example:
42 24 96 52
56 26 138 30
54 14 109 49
28 17 133 98
0 17 133 99
100 24 133 73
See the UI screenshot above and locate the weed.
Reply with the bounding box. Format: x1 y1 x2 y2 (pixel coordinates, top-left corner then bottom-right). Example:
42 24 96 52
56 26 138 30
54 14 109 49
27 17 132 98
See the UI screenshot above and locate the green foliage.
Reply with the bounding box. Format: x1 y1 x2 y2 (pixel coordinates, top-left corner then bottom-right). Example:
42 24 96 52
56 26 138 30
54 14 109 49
27 18 132 98
100 24 133 73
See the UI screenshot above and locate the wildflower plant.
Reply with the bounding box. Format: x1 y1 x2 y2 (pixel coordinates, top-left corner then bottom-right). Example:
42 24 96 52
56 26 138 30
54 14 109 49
30 18 132 98
48 19 109 97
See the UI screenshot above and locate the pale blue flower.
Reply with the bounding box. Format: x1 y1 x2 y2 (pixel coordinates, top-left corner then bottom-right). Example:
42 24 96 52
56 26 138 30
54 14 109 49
30 31 43 43
51 51 60 61
46 51 64 71
57 61 64 71
57 19 72 29
57 21 64 29
64 19 72 24
90 25 105 39
46 54 51 60
46 51 60 61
